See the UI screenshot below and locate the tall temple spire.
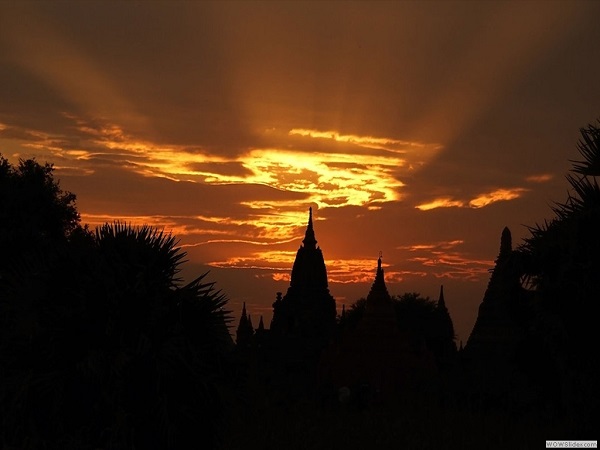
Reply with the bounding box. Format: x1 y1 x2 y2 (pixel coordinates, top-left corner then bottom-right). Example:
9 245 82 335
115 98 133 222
271 207 336 350
465 226 523 358
236 302 254 347
302 206 317 249
257 315 265 332
367 254 391 305
499 226 512 261
437 285 446 309
288 207 329 290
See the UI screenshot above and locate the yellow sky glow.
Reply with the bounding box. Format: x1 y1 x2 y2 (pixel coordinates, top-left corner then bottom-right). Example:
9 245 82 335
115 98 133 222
64 122 413 214
19 119 440 243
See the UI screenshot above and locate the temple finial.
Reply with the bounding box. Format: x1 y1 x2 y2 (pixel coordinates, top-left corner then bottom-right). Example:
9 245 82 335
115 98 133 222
302 207 317 248
438 285 446 308
367 252 390 304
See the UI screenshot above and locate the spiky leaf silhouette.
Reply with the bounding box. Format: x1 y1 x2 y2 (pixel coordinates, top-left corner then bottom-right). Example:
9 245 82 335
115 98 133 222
570 121 600 176
95 221 187 288
516 120 600 433
1 221 233 450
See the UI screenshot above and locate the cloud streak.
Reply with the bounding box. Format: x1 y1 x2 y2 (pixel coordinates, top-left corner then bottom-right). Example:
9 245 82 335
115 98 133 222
415 188 529 211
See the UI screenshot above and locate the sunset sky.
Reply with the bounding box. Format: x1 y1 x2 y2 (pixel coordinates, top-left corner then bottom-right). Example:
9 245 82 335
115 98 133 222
1 1 599 342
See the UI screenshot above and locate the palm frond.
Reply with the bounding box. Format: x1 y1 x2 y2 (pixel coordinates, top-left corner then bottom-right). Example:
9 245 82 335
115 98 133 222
570 121 600 176
95 221 187 287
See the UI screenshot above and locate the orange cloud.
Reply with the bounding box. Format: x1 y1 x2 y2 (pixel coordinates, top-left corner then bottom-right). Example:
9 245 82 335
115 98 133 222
44 119 412 213
400 240 465 251
415 198 465 211
15 116 430 241
288 128 441 155
468 188 527 208
399 239 493 282
416 188 528 211
207 250 298 272
206 252 418 286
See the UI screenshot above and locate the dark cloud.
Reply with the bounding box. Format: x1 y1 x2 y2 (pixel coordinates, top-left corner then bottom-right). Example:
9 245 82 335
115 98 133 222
0 124 43 142
59 167 308 217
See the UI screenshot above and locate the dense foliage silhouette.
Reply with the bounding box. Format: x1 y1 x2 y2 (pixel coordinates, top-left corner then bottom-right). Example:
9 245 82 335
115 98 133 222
0 155 81 280
516 120 600 433
341 294 450 356
1 157 233 449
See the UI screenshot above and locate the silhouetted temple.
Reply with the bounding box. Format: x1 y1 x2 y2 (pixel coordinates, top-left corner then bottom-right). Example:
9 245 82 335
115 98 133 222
319 257 437 404
236 302 254 350
235 208 454 402
431 285 458 369
270 207 337 356
230 208 338 395
461 227 535 405
464 227 528 359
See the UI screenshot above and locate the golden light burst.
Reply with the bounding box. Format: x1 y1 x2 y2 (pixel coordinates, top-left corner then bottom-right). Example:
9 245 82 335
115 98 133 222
28 118 443 243
61 122 415 213
239 147 405 208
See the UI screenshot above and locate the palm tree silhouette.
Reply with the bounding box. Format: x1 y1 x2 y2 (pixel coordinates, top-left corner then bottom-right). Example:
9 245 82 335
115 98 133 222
517 120 599 434
1 222 233 449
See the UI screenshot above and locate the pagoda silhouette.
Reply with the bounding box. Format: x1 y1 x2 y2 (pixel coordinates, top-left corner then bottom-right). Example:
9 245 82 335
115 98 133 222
234 208 455 404
464 227 527 359
236 207 337 397
319 256 438 406
270 206 337 353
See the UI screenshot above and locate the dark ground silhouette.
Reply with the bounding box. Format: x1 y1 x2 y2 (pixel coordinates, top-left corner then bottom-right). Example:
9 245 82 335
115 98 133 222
1 120 599 449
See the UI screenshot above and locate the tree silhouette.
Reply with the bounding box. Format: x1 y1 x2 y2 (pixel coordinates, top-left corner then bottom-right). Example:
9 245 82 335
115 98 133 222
570 121 600 176
341 292 455 367
519 121 600 319
517 120 600 433
0 156 80 270
1 221 233 449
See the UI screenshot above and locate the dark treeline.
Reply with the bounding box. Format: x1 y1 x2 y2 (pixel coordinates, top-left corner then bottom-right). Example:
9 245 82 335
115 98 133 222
0 157 234 449
1 120 599 449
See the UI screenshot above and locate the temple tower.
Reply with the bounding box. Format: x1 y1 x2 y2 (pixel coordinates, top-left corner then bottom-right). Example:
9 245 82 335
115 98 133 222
431 285 457 367
319 256 437 404
236 302 255 349
270 207 336 354
465 227 525 358
357 255 398 335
